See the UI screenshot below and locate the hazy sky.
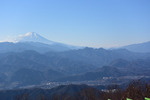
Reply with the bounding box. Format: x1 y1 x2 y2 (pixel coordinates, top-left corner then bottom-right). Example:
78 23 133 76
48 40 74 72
0 0 150 48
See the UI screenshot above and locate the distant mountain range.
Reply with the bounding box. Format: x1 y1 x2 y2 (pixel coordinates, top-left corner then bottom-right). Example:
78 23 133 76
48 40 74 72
0 32 150 89
122 41 150 53
0 32 81 53
0 32 150 53
55 59 150 82
0 48 150 89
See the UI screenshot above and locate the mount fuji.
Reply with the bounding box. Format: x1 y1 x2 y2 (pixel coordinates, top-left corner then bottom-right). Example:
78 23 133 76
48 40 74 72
0 32 81 53
16 32 55 44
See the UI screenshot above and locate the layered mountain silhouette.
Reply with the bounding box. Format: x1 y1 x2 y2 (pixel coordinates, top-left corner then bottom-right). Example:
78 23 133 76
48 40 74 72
0 32 149 53
0 32 150 89
55 59 150 82
0 47 150 89
122 41 150 53
0 32 81 53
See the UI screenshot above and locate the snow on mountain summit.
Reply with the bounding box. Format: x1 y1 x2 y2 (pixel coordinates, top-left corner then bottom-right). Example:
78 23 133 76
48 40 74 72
24 32 38 37
16 32 54 44
0 32 82 52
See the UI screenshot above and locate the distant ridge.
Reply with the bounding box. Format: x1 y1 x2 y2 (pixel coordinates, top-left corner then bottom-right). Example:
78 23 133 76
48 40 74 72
0 32 82 53
122 41 150 53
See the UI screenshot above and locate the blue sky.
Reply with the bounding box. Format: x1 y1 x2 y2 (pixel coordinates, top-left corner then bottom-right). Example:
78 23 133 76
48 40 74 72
0 0 150 48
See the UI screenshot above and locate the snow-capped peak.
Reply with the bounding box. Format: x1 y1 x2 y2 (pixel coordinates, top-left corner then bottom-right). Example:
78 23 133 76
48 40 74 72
15 32 54 44
25 32 38 37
